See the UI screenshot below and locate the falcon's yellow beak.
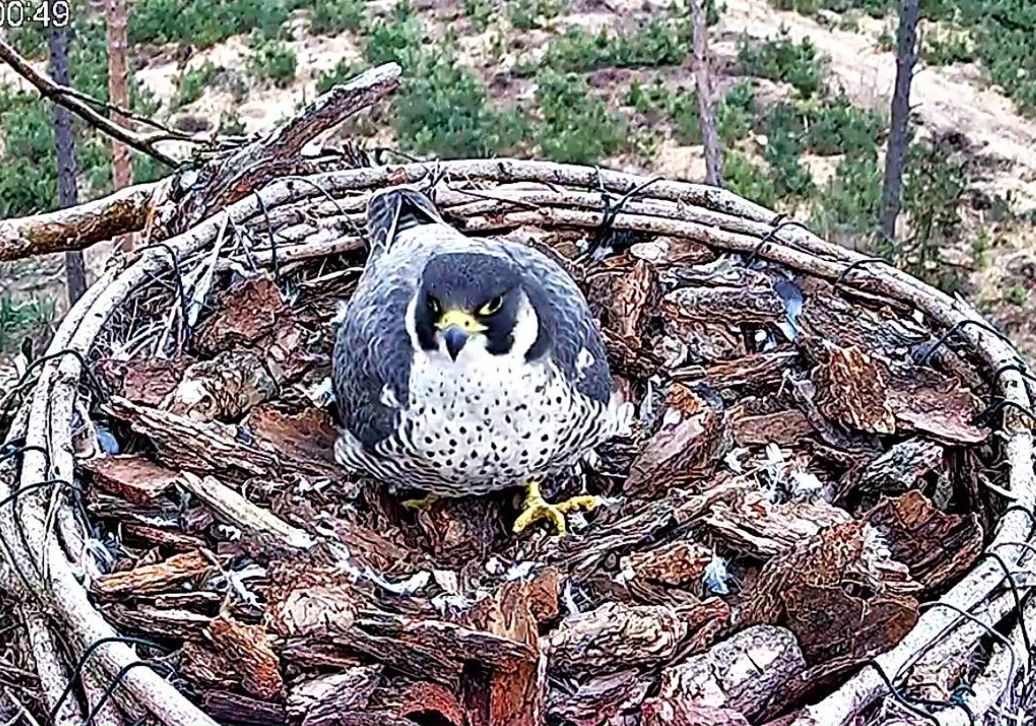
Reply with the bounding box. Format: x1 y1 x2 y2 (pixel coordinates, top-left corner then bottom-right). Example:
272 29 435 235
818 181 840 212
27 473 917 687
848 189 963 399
435 309 487 334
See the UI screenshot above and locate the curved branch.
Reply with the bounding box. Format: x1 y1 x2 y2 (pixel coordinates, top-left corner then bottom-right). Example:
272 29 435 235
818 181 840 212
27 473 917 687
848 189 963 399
0 39 178 167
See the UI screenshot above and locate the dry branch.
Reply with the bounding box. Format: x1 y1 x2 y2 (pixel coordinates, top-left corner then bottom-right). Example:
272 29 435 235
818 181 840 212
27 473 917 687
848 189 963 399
0 182 158 262
0 39 178 166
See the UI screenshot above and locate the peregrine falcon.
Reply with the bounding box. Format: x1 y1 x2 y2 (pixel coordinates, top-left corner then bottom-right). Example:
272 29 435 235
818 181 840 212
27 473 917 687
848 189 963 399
332 187 630 535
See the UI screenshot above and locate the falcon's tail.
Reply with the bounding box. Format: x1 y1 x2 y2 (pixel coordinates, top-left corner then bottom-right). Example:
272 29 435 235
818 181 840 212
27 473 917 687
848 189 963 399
366 186 444 257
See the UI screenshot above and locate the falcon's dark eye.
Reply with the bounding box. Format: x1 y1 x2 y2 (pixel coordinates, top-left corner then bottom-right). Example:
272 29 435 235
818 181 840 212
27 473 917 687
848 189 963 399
426 295 442 315
478 295 504 317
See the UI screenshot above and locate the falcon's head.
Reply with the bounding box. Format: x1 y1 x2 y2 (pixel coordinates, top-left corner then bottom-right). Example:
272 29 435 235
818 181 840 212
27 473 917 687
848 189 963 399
409 252 542 361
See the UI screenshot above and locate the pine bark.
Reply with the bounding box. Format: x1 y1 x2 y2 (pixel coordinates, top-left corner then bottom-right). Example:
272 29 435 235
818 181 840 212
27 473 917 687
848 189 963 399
107 0 136 251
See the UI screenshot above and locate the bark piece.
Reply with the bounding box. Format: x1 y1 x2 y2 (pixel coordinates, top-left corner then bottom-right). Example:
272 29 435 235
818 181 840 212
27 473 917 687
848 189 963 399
812 344 896 435
241 405 339 474
200 690 288 726
865 490 982 590
209 613 286 700
178 472 316 551
704 491 852 559
887 369 988 444
663 260 785 325
104 604 210 641
91 550 214 598
650 626 805 721
642 703 750 726
547 670 652 726
376 680 466 726
592 257 661 352
545 601 689 679
96 356 190 407
740 521 920 664
629 235 715 267
81 455 179 504
729 408 813 447
852 438 944 499
625 383 727 497
620 541 713 589
287 667 382 726
164 350 278 421
460 573 553 726
265 558 362 638
195 274 290 354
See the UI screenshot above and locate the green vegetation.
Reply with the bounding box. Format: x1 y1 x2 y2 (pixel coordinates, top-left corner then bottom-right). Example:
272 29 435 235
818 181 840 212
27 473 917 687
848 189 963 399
811 148 883 238
536 71 629 164
309 0 365 34
724 151 779 209
129 0 294 46
893 135 969 291
364 8 528 158
463 0 495 30
532 16 692 74
625 79 757 145
737 31 823 98
172 61 220 109
768 0 891 18
247 40 298 87
508 0 563 30
0 296 54 355
921 25 974 65
316 59 360 94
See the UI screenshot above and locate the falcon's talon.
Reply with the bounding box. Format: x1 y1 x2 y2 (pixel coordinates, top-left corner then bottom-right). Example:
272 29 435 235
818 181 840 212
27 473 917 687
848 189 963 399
402 493 440 510
513 482 600 536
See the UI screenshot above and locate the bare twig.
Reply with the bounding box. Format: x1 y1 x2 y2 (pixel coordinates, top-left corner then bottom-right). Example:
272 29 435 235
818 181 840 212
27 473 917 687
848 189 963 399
0 38 178 167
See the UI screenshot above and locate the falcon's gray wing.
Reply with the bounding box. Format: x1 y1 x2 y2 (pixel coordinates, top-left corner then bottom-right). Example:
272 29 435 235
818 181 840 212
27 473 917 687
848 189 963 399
501 241 612 404
333 187 481 452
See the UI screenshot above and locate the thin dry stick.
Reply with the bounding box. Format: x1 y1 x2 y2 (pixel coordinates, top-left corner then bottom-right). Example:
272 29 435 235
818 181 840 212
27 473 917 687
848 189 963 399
0 39 177 166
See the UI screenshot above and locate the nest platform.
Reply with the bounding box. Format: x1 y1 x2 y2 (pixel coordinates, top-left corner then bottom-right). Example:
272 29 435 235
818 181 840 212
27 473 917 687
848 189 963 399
1 65 1035 726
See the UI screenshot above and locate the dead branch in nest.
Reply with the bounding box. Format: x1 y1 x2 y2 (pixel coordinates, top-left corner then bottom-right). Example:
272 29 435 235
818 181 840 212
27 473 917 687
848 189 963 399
173 62 402 230
0 39 182 166
0 182 158 262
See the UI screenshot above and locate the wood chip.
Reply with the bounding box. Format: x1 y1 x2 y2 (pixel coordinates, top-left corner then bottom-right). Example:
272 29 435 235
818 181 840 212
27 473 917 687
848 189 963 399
652 625 806 721
209 614 286 700
740 521 920 664
812 344 896 435
164 349 278 421
91 549 214 599
81 455 179 504
545 602 689 678
865 490 983 591
625 383 728 498
196 274 288 354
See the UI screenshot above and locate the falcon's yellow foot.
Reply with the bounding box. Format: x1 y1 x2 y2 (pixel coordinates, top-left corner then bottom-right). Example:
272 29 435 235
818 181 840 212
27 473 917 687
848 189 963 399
402 493 440 510
513 481 601 536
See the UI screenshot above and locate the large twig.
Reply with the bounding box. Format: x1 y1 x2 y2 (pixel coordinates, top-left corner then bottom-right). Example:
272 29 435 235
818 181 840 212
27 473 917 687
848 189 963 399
0 182 159 262
0 38 178 167
176 62 403 228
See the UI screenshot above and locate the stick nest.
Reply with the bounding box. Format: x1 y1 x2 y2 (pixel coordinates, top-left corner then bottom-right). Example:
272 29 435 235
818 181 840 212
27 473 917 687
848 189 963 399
1 67 1035 726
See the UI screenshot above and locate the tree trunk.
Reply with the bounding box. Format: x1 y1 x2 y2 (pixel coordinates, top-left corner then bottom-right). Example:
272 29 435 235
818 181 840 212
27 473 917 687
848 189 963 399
879 0 920 243
689 0 723 187
48 24 87 305
106 0 135 251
